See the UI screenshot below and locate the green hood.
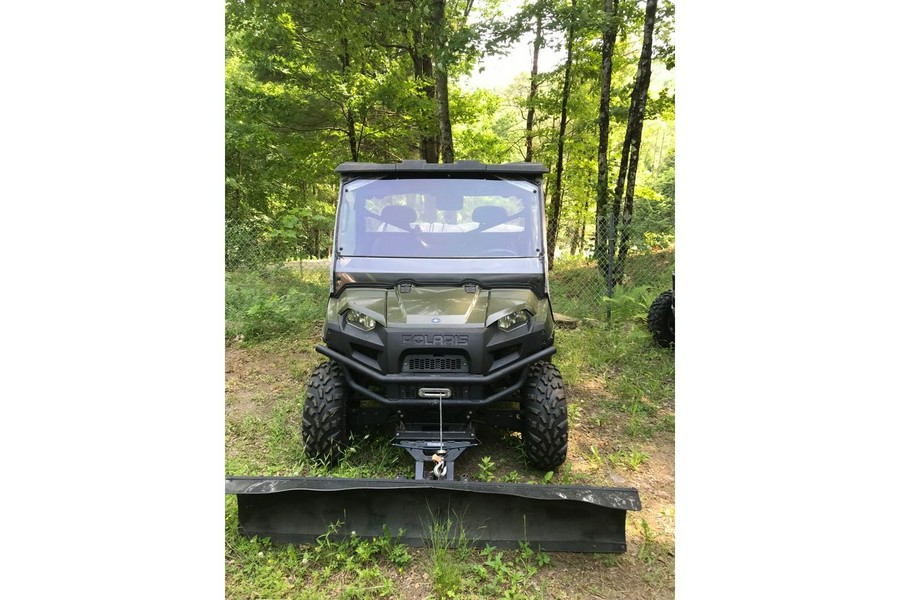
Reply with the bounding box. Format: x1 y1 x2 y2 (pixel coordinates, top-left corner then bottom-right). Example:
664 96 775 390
328 285 549 328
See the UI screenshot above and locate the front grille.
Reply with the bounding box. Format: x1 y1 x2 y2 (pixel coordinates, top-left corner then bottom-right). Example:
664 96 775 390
402 354 468 373
410 356 461 371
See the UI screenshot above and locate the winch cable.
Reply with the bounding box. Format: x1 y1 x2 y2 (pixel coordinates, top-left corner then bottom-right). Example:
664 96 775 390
433 391 448 479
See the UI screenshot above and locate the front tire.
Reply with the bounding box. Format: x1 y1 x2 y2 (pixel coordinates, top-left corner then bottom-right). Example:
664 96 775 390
647 290 675 347
302 360 349 463
521 361 568 470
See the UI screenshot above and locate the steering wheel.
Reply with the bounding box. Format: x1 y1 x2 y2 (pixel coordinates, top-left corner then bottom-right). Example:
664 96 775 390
477 248 518 257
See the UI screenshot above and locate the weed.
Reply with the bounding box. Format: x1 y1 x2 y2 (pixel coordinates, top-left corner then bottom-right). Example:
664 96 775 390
262 519 414 598
626 448 649 470
599 554 620 567
607 447 649 471
426 511 474 599
225 496 314 598
371 525 412 567
637 518 660 565
267 394 306 465
599 285 660 323
338 566 394 599
518 541 551 569
475 541 551 598
660 413 675 432
625 398 659 438
477 455 496 482
502 470 520 483
568 402 581 424
306 432 406 479
314 519 344 552
559 463 576 484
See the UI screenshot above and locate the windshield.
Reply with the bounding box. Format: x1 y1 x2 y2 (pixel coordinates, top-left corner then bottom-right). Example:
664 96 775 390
336 177 542 258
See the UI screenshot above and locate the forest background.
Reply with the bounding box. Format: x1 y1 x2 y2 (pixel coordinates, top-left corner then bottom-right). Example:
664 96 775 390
225 0 675 286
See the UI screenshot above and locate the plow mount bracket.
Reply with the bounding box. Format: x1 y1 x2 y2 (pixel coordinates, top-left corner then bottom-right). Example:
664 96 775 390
226 476 641 553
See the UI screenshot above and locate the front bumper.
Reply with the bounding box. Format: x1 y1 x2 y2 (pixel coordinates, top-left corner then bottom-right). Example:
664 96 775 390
315 344 556 407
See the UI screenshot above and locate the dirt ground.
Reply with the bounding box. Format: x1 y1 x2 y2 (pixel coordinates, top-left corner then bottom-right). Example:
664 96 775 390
226 339 675 599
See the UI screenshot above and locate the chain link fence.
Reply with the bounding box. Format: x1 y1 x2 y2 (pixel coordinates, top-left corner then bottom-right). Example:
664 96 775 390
549 209 674 322
225 217 673 336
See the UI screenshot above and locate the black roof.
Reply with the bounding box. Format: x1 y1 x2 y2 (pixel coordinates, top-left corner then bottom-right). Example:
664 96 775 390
335 159 549 176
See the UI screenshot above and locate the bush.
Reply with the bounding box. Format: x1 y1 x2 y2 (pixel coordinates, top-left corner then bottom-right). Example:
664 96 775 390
599 285 661 323
225 268 327 340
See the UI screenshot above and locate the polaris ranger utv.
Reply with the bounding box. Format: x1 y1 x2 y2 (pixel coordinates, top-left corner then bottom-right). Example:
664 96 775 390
304 159 566 478
226 161 641 552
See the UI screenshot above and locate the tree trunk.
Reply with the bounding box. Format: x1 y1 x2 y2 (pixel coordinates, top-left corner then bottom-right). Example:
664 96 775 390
421 55 440 163
345 111 359 161
432 0 454 163
595 0 618 273
410 33 439 163
420 53 440 163
435 69 453 162
547 0 577 271
524 13 543 162
340 38 359 161
614 0 657 284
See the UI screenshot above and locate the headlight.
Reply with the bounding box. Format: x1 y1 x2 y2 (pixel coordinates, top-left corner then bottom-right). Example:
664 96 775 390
346 309 376 332
498 310 528 332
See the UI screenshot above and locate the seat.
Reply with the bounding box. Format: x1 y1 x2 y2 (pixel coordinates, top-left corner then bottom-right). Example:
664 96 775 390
469 205 525 256
379 205 417 231
372 204 418 256
472 205 508 230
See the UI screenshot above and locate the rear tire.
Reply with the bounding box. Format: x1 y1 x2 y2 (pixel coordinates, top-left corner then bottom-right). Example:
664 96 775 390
302 360 349 463
647 290 675 347
521 361 568 470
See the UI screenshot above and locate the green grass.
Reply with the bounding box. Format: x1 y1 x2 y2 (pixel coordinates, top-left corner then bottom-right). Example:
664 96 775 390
607 447 650 471
426 513 475 598
417 512 555 600
226 507 412 600
225 258 675 599
553 319 674 440
226 266 329 341
471 542 552 599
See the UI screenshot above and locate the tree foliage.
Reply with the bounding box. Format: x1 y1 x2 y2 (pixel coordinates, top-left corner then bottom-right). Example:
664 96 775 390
225 0 675 276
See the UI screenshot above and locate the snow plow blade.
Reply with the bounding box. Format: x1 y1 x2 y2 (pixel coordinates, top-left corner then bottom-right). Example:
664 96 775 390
226 476 641 553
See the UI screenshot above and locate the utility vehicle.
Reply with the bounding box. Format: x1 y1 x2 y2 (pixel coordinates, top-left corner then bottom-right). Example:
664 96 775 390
304 159 566 479
226 161 641 552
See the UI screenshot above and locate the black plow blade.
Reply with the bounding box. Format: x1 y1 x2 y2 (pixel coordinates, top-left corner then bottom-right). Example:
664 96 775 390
226 477 641 553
